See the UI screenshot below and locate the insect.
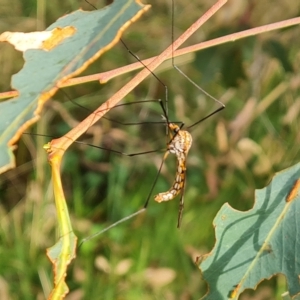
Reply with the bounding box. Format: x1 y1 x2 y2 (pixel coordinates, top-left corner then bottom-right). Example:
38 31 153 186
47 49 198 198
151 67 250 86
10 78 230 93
63 0 226 244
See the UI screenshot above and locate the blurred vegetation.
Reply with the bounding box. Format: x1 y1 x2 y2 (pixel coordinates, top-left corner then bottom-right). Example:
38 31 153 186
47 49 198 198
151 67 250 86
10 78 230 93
0 0 300 299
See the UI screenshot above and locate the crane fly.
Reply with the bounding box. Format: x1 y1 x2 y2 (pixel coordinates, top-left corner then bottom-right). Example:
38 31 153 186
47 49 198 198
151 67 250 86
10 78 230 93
31 0 226 245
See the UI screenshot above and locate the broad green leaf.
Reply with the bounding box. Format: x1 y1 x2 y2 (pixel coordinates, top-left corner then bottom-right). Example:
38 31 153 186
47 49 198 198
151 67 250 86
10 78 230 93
199 163 300 299
0 0 150 174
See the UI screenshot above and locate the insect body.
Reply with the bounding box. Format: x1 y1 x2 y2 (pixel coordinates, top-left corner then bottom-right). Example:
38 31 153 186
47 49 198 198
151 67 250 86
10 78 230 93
155 123 192 202
154 122 193 227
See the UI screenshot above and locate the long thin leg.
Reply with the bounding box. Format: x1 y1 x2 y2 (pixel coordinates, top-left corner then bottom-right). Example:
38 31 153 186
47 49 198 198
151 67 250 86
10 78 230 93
170 0 225 130
177 174 186 228
61 89 167 126
78 149 168 248
84 0 170 133
119 39 169 122
31 93 174 157
26 132 165 157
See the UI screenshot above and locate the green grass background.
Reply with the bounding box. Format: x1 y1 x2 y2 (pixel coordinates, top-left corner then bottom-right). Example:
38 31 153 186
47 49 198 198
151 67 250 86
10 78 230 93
0 0 300 299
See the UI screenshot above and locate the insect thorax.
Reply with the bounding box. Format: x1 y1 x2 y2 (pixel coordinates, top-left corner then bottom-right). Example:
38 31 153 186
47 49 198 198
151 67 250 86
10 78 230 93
168 124 193 157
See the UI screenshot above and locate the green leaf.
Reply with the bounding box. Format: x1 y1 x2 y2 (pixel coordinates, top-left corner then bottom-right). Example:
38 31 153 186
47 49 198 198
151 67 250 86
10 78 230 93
199 163 300 299
0 0 150 174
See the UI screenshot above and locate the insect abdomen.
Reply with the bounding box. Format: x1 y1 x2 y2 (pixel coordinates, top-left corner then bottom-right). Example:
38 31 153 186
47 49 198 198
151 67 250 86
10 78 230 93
154 160 186 202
